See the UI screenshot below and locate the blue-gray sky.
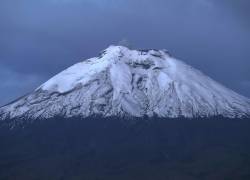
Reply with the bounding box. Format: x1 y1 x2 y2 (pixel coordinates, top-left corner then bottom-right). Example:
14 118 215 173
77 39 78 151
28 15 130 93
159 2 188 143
0 0 250 106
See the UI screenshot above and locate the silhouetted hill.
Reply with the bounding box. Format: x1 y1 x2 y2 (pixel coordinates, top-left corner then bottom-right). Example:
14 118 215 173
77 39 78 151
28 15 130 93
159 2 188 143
0 117 250 180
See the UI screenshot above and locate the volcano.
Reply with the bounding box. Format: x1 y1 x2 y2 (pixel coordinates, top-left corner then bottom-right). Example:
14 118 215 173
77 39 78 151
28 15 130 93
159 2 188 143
1 46 249 124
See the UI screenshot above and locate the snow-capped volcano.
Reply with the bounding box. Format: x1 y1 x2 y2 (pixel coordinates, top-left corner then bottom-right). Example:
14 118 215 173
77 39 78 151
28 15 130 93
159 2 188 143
1 45 250 121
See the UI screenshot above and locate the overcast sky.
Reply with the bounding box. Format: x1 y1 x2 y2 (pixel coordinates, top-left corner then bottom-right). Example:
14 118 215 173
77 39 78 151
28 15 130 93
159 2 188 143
0 0 250 106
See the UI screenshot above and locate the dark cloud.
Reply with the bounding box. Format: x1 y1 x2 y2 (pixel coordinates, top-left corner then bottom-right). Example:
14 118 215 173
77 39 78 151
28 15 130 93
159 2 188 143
213 0 250 27
0 0 249 105
0 65 46 105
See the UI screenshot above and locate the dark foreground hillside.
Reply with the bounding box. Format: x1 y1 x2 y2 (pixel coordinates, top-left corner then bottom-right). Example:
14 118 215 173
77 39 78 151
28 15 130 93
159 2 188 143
0 117 250 180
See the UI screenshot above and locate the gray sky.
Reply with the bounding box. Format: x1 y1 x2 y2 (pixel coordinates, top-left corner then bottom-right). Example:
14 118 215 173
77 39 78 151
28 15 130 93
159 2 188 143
0 0 250 106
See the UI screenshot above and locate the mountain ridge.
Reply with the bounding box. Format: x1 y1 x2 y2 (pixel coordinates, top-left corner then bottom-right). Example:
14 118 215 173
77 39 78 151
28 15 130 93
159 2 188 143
0 45 250 123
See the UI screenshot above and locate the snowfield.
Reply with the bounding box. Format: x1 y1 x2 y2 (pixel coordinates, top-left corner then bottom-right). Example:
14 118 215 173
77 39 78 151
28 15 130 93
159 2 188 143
1 45 250 121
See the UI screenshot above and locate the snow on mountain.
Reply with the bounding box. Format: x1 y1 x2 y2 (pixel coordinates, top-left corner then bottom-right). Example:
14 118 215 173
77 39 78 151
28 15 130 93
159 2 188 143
0 45 250 121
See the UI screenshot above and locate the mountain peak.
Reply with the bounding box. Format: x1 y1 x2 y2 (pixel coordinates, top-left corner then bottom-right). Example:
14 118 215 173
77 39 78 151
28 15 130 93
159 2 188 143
38 46 172 94
1 46 250 123
102 45 171 59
